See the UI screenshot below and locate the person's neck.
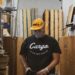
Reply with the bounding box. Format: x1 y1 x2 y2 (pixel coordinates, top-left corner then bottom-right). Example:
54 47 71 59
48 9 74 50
35 34 45 39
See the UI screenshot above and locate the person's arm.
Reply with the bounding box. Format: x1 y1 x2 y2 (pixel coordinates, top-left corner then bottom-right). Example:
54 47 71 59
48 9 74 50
20 38 31 72
20 54 31 72
20 55 27 68
46 53 60 71
36 53 60 75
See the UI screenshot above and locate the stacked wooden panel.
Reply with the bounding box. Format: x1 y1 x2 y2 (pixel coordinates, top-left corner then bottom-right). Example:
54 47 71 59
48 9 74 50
43 9 63 41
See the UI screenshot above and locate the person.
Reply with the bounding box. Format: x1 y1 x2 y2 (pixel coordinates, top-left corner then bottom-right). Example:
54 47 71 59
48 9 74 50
20 18 61 75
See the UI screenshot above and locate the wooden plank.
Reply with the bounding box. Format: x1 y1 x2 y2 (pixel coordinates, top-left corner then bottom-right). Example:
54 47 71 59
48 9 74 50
50 9 55 37
59 36 75 75
16 10 23 37
56 10 63 74
66 5 74 36
27 9 32 37
23 9 28 39
34 8 38 19
58 9 63 39
3 37 17 75
55 10 59 41
31 8 35 25
0 0 3 6
44 9 50 35
66 5 74 24
16 37 24 75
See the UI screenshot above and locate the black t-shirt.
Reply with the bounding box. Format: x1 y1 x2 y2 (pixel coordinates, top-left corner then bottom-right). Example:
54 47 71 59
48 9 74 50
20 35 61 73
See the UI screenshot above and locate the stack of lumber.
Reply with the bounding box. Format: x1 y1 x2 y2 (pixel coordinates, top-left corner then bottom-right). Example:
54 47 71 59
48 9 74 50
43 9 64 41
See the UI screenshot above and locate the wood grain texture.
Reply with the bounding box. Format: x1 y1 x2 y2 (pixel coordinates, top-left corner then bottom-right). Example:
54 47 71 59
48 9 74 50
58 9 63 39
50 9 55 37
23 9 28 39
44 9 50 35
3 37 17 75
27 9 32 37
66 5 74 24
55 10 59 41
59 36 75 75
16 38 24 75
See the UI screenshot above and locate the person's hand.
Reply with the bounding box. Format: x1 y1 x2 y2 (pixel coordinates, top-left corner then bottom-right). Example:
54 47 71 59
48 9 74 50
25 67 31 75
36 67 49 75
25 67 36 75
25 67 31 72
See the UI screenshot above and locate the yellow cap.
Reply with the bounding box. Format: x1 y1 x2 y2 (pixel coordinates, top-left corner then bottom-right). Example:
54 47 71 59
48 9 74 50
30 18 44 30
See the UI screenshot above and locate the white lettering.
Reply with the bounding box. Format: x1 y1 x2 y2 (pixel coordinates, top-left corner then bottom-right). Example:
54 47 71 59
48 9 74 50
29 42 49 51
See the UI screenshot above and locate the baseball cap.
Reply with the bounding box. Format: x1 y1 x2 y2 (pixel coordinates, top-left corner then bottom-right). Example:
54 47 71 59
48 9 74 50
30 18 44 30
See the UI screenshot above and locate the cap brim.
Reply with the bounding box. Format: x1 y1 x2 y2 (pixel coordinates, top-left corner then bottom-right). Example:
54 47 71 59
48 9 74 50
30 26 43 30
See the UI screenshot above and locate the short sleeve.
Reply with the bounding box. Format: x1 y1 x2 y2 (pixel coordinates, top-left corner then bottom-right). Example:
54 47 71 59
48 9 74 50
51 39 61 53
20 38 28 56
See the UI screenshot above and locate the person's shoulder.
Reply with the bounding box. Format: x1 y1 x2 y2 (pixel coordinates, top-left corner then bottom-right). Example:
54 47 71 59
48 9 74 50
45 35 56 40
25 35 34 41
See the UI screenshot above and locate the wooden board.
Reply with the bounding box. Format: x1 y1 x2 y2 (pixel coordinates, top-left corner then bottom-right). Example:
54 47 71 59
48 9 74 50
50 9 55 37
44 9 50 35
23 9 28 39
27 9 32 37
58 9 63 39
34 8 38 19
16 38 24 75
0 0 3 6
31 8 35 25
16 10 23 37
3 37 17 75
66 5 74 24
55 10 59 41
59 36 75 75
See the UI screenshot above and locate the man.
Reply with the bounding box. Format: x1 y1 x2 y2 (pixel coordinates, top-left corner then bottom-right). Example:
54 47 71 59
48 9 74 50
20 18 61 75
